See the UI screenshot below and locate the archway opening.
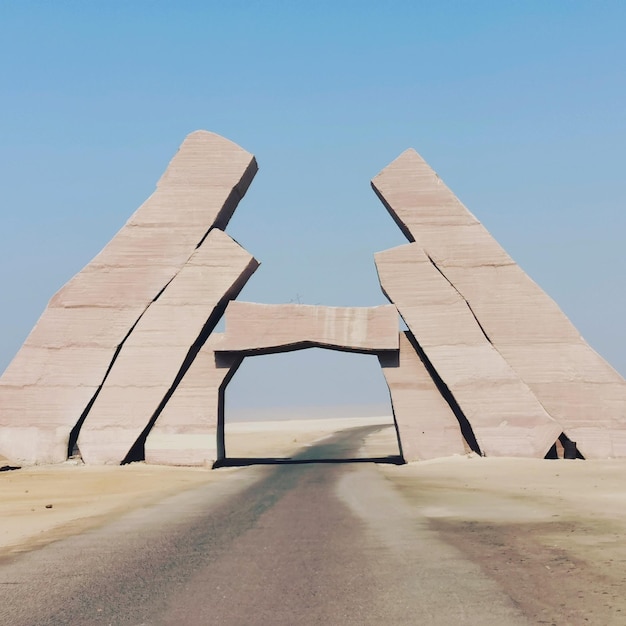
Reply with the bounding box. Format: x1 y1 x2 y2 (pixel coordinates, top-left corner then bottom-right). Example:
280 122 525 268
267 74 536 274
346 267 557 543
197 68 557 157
218 347 403 466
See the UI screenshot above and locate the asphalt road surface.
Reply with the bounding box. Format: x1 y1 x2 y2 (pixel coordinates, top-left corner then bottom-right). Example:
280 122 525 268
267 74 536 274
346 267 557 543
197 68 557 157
0 426 531 625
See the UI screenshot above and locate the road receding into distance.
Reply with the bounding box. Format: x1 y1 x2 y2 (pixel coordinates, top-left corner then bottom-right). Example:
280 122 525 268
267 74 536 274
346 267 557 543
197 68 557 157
0 426 529 625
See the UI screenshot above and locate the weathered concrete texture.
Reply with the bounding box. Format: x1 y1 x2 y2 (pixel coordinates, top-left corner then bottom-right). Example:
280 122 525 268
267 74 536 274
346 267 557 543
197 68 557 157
373 149 626 458
375 243 562 458
144 334 242 467
77 229 259 465
379 332 467 461
217 302 399 354
0 131 257 465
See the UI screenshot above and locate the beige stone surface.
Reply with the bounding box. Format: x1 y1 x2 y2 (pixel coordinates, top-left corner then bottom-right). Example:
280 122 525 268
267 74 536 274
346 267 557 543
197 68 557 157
144 334 242 467
217 302 399 354
376 243 561 457
78 229 258 465
0 131 257 465
373 149 626 458
379 332 467 461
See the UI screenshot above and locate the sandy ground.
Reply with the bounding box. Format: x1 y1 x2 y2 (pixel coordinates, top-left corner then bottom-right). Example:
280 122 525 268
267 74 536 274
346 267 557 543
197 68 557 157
375 444 626 624
0 416 393 558
2 418 626 624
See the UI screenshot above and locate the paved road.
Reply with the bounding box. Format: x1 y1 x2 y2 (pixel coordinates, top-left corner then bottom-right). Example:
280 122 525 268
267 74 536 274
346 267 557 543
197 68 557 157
0 426 530 625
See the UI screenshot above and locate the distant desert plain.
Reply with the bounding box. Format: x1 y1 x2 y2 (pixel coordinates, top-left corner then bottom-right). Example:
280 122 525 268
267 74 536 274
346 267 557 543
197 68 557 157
2 413 626 624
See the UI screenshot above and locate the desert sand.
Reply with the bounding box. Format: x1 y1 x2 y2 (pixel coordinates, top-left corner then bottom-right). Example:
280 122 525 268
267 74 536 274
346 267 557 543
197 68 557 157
2 416 626 623
0 416 392 558
375 443 626 623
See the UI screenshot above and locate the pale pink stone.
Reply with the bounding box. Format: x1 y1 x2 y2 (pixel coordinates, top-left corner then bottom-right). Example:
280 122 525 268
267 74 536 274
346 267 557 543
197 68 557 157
375 242 561 458
0 131 257 465
144 334 242 467
373 148 626 458
218 302 399 354
379 332 467 461
77 229 258 465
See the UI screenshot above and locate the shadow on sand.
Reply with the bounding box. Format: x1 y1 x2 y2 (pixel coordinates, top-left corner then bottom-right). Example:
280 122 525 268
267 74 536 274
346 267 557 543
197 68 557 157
214 455 405 468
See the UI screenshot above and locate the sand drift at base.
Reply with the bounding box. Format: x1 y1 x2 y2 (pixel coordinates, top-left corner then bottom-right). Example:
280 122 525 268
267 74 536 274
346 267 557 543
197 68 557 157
0 416 395 556
0 131 624 466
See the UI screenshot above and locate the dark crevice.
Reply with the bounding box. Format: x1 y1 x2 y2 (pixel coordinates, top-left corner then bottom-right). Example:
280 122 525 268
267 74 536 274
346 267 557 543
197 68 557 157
195 224 219 250
389 397 406 461
122 307 226 464
65 160 258 461
370 183 415 243
66 273 180 459
66 332 133 459
377 350 406 462
0 464 21 472
404 329 482 456
425 253 493 345
122 263 257 464
216 355 244 461
544 433 585 460
376 259 482 456
217 342 400 358
559 432 585 459
426 255 567 450
197 159 258 247
544 443 559 459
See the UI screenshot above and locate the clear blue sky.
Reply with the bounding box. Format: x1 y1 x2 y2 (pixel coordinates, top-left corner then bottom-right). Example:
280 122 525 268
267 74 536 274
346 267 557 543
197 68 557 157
1 1 624 413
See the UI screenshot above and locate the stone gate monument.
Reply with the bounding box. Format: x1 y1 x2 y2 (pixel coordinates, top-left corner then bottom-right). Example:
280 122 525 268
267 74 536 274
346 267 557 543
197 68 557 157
1 131 624 466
